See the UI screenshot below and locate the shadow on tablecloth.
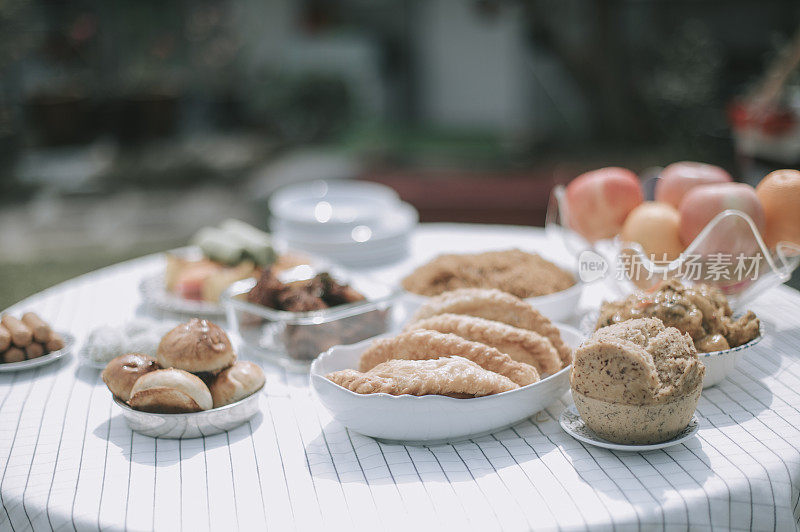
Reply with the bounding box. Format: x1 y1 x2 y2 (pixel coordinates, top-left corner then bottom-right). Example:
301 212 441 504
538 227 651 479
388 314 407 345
91 411 264 464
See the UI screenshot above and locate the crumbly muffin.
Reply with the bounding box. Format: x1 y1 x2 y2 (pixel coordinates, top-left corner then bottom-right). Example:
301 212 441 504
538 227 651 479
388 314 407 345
571 318 704 444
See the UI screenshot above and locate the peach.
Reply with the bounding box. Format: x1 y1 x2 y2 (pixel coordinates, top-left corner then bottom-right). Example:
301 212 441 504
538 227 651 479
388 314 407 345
565 167 643 241
621 202 684 261
678 183 765 247
655 162 732 208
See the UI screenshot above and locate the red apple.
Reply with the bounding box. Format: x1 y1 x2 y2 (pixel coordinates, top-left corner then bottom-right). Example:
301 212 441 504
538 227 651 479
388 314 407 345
678 183 766 247
565 167 643 241
655 161 732 208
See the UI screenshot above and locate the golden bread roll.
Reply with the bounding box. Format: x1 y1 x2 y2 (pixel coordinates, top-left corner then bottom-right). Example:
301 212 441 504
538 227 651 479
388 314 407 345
157 319 236 374
209 361 265 408
129 369 213 413
102 353 160 402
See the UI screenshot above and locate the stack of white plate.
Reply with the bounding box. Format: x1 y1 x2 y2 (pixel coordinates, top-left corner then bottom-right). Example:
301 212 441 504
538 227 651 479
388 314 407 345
269 180 418 266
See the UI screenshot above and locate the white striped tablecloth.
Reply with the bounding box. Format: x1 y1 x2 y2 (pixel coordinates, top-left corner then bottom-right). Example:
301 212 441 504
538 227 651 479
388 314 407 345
1 224 800 531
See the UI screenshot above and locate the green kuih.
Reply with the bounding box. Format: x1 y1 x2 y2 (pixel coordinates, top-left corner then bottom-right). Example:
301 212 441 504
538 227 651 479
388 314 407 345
219 219 276 266
192 226 244 265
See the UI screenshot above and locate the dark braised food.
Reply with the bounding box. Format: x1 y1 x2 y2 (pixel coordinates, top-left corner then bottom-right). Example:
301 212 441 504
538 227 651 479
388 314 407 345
243 269 385 361
283 309 390 361
247 269 366 312
596 279 760 352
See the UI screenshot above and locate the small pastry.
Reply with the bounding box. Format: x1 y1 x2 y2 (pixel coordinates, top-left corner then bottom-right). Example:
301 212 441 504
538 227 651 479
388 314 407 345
328 356 518 397
1 315 32 348
405 313 563 375
102 353 160 402
128 368 213 413
209 361 265 408
24 343 45 359
3 347 25 363
21 312 52 343
0 324 12 352
359 329 539 387
45 333 66 352
410 288 572 366
157 319 236 374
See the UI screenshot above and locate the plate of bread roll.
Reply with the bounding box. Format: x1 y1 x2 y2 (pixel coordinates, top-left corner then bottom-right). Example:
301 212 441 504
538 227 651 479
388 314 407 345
0 313 73 372
101 318 265 438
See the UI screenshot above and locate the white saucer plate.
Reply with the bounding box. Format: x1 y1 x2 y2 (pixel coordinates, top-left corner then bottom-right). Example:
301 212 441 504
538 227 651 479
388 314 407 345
311 324 584 444
0 333 75 372
559 405 699 451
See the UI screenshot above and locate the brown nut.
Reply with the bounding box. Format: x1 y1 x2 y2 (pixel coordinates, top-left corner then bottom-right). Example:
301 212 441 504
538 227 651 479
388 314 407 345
22 313 52 343
0 325 10 351
25 343 45 359
45 333 65 352
3 347 25 363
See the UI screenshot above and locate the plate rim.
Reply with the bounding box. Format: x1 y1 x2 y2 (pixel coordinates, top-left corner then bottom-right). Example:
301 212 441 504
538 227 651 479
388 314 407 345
0 332 75 372
139 272 226 316
559 404 699 451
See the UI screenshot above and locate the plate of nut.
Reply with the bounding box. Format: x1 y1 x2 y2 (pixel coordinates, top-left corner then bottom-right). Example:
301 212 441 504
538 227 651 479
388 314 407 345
0 313 73 372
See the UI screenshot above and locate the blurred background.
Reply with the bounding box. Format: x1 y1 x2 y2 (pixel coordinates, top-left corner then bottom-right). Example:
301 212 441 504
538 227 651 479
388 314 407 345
1 0 800 307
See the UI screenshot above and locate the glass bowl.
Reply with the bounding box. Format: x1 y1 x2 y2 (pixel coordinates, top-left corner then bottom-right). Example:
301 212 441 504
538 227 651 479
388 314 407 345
546 182 800 309
222 269 400 371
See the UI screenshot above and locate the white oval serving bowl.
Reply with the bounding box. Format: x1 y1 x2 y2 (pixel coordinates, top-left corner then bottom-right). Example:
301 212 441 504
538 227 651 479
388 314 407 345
311 324 584 444
113 385 264 439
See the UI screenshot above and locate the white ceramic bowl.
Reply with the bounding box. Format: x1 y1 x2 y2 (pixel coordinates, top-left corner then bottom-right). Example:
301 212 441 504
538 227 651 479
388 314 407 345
401 280 583 323
698 324 765 388
311 324 584 444
113 385 263 438
269 179 400 231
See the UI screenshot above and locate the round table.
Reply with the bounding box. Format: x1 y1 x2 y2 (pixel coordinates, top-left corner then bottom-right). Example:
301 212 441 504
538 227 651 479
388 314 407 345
1 224 799 532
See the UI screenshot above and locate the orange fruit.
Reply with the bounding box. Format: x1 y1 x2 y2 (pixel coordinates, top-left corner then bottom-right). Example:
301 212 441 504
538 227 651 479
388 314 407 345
755 169 800 248
621 202 684 261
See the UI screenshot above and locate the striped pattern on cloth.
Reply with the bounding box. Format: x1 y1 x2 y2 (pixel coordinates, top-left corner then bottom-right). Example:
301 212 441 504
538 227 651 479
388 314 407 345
1 225 799 531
